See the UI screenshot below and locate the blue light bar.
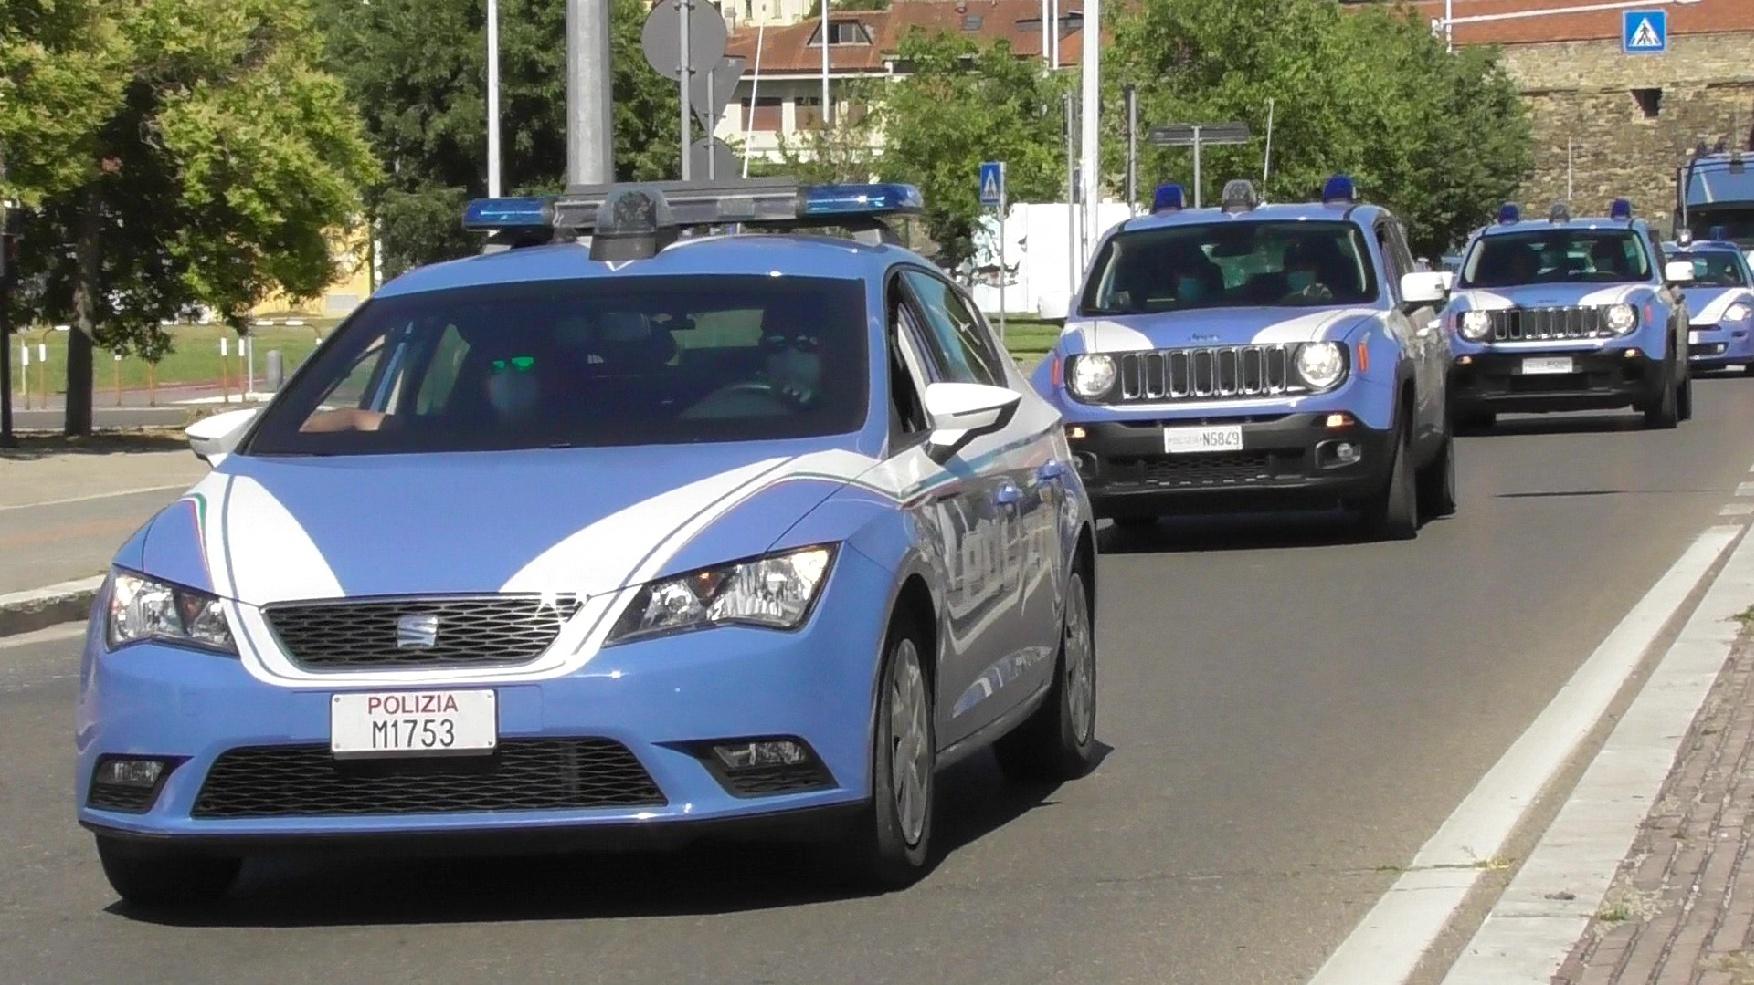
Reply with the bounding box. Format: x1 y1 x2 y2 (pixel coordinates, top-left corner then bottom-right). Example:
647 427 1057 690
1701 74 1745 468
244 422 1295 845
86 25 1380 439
800 183 924 217
1609 197 1633 220
1497 203 1520 224
462 197 553 231
1152 184 1185 213
1322 175 1356 204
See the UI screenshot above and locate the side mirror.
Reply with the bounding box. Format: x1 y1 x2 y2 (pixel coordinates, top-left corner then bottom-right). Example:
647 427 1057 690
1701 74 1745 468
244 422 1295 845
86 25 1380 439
1665 259 1696 285
1400 270 1450 306
185 407 260 467
923 382 1022 459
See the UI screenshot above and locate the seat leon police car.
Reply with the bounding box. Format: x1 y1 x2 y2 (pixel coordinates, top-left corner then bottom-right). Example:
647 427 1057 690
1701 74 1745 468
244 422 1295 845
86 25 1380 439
77 181 1098 904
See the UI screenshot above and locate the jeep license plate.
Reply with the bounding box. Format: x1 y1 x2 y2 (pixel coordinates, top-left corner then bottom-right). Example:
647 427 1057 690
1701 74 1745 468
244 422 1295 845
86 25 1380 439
1164 426 1244 454
331 690 498 758
1521 356 1574 375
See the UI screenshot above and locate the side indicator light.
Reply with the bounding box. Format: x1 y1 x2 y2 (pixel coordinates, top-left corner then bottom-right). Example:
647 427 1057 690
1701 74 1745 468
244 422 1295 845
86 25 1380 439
1325 413 1355 429
1051 358 1064 389
1356 341 1370 373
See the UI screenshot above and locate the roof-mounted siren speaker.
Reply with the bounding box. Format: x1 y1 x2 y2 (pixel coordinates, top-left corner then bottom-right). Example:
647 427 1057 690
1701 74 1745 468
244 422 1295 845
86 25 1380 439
1220 179 1260 213
590 186 679 262
1496 203 1521 224
1321 175 1357 205
1609 197 1634 221
1152 184 1185 213
1548 202 1571 224
1676 227 1695 247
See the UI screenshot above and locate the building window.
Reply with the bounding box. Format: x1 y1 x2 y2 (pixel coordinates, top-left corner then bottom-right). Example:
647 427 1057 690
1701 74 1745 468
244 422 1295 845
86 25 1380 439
809 19 872 45
795 96 824 131
962 14 982 30
1632 87 1662 118
742 97 783 132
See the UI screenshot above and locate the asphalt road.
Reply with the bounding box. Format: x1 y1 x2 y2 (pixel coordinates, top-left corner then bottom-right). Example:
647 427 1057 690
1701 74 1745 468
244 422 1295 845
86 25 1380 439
8 377 1754 985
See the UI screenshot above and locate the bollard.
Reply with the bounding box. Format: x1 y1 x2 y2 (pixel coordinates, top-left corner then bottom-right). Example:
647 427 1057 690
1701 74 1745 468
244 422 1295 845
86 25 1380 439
265 349 283 393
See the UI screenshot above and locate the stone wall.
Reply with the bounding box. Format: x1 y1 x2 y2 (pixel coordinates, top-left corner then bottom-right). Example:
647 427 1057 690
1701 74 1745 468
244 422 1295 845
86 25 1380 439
1494 32 1754 232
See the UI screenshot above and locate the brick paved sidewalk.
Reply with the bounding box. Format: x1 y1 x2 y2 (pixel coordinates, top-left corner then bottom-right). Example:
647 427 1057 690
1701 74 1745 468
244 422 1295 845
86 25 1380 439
1553 621 1754 985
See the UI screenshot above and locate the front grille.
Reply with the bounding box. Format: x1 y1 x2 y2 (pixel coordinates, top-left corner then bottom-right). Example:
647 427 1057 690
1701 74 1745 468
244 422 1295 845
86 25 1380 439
1114 345 1305 403
191 739 665 818
1107 452 1281 487
1485 306 1613 342
264 595 581 671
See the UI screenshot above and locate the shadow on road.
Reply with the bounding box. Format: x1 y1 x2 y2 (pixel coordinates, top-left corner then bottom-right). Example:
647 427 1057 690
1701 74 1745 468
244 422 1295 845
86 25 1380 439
108 744 1112 928
1459 414 1646 438
0 431 189 460
1096 510 1434 555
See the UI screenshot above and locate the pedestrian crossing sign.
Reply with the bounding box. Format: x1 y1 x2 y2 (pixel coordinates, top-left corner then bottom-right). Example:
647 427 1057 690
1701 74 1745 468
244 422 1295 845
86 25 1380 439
1622 9 1666 54
979 161 1006 209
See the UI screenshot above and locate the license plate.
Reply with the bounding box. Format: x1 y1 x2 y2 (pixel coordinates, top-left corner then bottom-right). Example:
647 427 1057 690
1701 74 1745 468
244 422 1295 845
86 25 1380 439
1164 426 1244 454
1690 330 1703 344
1522 356 1574 375
331 690 497 758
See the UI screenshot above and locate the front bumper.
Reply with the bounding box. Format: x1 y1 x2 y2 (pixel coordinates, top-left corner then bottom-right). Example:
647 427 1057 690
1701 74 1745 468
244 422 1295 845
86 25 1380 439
1065 412 1394 518
1449 348 1663 414
75 553 893 850
1688 324 1754 369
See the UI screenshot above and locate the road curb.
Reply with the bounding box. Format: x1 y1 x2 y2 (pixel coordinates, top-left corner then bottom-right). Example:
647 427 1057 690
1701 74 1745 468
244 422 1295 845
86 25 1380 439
0 576 102 638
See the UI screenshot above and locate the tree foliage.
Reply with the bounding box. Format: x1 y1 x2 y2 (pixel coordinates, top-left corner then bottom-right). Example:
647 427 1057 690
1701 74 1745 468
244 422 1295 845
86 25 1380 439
317 0 683 275
881 31 1069 270
1107 0 1531 256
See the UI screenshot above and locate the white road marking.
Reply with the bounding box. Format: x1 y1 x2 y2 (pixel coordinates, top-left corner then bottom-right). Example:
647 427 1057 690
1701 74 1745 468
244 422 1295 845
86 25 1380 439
1721 503 1754 517
0 484 191 513
1305 526 1740 985
1737 481 1754 497
1441 523 1754 982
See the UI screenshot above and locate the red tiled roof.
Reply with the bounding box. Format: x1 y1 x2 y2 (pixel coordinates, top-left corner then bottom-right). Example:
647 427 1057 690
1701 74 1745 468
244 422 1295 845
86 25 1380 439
725 0 1085 75
1404 0 1753 46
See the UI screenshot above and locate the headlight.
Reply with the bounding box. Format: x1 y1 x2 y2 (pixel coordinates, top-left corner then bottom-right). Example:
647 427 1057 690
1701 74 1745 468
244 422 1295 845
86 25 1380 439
1606 302 1637 335
1726 301 1753 324
1459 310 1492 341
1068 354 1117 400
605 545 836 645
1295 342 1346 390
107 569 236 654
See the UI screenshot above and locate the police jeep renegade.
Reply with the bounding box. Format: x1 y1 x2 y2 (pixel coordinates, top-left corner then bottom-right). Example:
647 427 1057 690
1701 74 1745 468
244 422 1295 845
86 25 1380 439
1445 200 1696 429
1029 177 1456 540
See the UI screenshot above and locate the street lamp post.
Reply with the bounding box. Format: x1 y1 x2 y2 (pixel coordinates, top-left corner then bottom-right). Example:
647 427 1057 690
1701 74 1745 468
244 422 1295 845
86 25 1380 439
487 0 502 196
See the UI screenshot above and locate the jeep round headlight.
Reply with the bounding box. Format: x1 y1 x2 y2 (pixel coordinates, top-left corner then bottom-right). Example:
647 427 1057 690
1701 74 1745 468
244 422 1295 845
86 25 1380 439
1726 301 1753 324
1069 354 1117 400
1295 342 1346 390
1606 302 1637 335
1460 310 1492 341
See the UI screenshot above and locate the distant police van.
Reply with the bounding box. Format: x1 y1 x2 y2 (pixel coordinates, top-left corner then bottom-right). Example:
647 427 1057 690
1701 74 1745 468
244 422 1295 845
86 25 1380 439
1664 235 1754 374
1028 177 1456 541
1445 200 1697 429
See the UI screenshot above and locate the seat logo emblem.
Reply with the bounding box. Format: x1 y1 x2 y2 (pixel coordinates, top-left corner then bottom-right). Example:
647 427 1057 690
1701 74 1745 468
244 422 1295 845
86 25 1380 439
396 613 440 649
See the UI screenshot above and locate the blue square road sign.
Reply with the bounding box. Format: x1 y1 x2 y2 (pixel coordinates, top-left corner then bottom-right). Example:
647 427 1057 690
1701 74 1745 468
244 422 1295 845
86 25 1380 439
1622 9 1667 54
978 161 1006 209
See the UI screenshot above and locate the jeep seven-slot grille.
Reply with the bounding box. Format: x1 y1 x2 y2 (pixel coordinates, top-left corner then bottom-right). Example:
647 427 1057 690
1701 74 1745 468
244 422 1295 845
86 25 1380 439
1485 306 1613 342
1114 345 1304 403
264 595 580 671
191 739 665 817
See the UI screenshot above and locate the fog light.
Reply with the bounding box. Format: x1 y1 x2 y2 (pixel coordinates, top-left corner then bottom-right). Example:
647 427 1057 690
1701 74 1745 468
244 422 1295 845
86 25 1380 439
714 740 808 770
1325 413 1355 429
1625 349 1641 359
1334 442 1361 464
1067 425 1087 440
1455 355 1474 366
97 758 165 787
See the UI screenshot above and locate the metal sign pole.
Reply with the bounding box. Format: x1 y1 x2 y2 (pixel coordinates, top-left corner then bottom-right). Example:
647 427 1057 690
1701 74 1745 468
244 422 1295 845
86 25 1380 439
1124 84 1138 215
999 165 1007 340
0 197 13 448
566 0 614 185
1192 125 1203 209
1064 91 1077 292
487 0 502 196
679 0 693 180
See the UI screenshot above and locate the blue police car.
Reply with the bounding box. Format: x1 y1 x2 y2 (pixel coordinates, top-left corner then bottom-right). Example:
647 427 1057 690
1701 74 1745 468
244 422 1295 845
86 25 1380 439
1663 236 1754 374
1029 177 1456 540
76 180 1099 903
1445 200 1697 429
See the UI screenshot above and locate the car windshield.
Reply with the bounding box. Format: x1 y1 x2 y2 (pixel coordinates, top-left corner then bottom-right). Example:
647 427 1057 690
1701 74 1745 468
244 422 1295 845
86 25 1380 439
1080 220 1379 314
1670 250 1750 287
1461 229 1652 287
245 275 869 456
1685 206 1754 248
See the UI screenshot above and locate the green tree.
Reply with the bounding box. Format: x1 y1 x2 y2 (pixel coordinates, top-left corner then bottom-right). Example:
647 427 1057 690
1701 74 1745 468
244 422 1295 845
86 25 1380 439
1107 0 1529 257
881 31 1069 270
1 0 379 435
317 0 682 275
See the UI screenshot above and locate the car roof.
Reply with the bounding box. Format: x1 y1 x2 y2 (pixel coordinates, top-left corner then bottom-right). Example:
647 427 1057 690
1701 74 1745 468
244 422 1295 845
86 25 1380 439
375 233 920 299
1115 201 1391 234
1664 240 1743 253
1480 217 1651 238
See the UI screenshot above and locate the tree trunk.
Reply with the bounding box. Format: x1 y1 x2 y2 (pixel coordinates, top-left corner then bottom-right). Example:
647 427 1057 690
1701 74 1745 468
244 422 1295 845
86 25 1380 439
65 186 100 437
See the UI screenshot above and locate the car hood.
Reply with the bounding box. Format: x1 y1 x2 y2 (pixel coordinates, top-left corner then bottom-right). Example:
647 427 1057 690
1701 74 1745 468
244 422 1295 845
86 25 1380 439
1448 282 1658 312
135 442 881 606
1063 306 1378 354
1683 285 1754 324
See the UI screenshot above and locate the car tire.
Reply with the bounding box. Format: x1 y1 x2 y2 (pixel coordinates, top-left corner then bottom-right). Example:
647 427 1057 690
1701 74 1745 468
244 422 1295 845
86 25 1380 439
1644 363 1679 429
1678 375 1694 422
993 563 1098 784
1416 432 1457 520
1362 420 1418 541
96 837 240 907
1743 363 1754 377
852 610 937 889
